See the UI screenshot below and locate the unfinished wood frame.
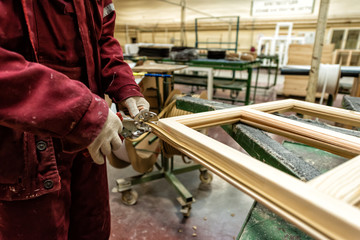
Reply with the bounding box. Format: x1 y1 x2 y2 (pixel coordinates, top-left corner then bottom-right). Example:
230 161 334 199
148 99 360 240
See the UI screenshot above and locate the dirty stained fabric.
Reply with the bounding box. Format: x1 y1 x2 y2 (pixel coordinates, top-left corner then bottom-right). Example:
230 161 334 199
0 0 142 239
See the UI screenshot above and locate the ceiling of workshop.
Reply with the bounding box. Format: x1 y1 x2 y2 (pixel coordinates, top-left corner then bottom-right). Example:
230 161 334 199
113 0 360 26
114 0 250 25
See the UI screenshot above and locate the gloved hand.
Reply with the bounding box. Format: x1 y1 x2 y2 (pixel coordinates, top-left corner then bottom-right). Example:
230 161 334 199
120 96 150 117
111 141 130 163
87 110 123 164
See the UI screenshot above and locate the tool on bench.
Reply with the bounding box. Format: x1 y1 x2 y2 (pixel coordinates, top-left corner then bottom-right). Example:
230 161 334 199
116 109 158 139
133 72 172 78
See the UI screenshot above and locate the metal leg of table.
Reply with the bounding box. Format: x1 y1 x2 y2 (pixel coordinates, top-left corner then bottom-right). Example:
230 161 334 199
184 67 214 100
163 76 170 104
273 59 279 86
253 67 260 103
245 68 253 105
155 76 162 112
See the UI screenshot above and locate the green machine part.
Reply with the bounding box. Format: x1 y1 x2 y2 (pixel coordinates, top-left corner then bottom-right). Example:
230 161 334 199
239 203 313 240
175 96 358 240
238 140 351 240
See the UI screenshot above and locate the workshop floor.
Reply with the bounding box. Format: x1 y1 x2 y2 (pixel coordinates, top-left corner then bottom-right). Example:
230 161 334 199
107 70 345 240
107 125 253 240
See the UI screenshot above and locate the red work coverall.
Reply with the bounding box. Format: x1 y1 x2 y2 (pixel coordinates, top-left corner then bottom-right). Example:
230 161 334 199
0 0 142 239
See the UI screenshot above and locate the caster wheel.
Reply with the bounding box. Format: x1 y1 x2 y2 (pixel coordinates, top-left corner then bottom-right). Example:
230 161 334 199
121 189 138 206
145 166 154 173
180 205 192 218
177 197 193 218
200 170 213 184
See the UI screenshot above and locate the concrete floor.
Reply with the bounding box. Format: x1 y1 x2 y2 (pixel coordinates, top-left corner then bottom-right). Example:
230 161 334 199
107 69 345 240
107 125 253 240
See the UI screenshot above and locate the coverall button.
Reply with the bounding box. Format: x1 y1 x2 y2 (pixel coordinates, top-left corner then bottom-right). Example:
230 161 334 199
43 179 54 190
36 141 47 151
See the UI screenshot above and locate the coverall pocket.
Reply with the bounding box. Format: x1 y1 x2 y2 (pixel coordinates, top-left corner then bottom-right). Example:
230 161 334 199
0 129 28 184
0 130 61 201
34 0 84 66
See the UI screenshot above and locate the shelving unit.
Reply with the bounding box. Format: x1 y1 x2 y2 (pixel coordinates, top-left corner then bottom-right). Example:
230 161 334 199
332 49 360 66
195 16 240 53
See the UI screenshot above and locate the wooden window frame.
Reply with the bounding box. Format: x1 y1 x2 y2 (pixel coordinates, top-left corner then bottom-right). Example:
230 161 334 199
149 99 360 239
329 28 360 50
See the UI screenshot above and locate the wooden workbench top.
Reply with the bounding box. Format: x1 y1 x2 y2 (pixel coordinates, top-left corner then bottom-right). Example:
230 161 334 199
132 63 187 73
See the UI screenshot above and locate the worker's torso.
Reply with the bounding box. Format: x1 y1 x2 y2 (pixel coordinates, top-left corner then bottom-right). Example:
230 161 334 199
0 0 107 200
1 0 91 82
33 0 87 80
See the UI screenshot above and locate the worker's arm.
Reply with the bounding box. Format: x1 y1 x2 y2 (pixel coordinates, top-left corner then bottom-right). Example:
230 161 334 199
0 47 109 152
99 0 143 103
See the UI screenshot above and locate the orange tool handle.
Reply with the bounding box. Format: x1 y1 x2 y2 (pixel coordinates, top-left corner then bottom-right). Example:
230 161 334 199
116 112 123 121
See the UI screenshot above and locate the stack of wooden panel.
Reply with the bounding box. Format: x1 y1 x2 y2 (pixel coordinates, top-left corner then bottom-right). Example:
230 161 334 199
332 49 360 66
283 44 334 97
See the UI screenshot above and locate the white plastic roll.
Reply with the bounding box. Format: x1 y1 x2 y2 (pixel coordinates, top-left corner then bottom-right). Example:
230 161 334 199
317 64 341 95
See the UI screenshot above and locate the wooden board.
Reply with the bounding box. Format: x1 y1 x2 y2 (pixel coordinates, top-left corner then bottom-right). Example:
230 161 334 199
332 50 360 66
132 63 187 73
283 75 309 97
283 75 328 98
308 155 360 206
351 77 360 97
287 44 334 65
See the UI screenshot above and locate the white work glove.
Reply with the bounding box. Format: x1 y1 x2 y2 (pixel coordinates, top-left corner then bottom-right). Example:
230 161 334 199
87 110 123 164
120 96 150 117
111 141 130 163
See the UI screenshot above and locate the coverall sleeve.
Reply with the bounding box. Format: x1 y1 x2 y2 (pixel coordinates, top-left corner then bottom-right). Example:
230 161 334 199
0 47 109 152
99 1 143 103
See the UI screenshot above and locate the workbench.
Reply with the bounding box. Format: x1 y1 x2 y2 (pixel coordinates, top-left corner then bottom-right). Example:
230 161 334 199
159 58 261 105
175 96 360 239
255 54 279 90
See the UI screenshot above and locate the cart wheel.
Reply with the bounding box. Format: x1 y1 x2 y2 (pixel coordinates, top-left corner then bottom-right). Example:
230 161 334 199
121 189 138 206
180 205 192 218
199 170 213 184
146 166 154 173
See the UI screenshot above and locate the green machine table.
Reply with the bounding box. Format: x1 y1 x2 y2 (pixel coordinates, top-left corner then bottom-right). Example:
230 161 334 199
175 96 360 239
159 58 261 105
254 55 279 92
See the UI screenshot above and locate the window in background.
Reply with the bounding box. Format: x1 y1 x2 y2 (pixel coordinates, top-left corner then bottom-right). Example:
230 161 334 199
330 29 360 50
330 29 360 66
345 30 360 49
331 30 345 49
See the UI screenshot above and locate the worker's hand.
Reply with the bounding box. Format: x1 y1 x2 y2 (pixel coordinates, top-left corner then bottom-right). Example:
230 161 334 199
120 96 150 118
87 110 123 164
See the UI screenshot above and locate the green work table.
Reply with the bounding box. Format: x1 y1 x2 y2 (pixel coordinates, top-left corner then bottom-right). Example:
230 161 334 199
254 55 279 90
160 58 261 105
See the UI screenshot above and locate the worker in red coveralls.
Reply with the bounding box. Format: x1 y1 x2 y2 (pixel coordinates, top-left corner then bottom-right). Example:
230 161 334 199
0 1 149 239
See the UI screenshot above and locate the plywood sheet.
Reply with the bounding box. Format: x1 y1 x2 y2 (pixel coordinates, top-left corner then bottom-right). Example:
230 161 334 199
283 76 327 98
287 44 334 65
